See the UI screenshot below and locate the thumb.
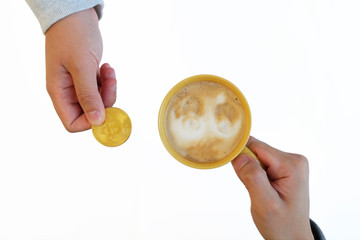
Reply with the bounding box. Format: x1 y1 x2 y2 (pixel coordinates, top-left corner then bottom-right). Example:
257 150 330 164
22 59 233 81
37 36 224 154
72 65 105 126
232 154 278 204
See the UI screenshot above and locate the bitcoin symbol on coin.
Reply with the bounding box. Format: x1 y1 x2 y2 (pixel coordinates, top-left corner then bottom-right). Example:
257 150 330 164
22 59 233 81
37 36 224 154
92 107 132 147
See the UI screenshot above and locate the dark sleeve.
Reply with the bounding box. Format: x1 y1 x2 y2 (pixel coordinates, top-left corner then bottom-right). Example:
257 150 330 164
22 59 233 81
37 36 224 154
310 219 326 240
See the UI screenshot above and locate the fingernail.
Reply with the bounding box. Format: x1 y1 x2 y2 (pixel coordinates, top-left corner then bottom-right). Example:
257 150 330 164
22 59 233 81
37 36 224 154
112 84 117 92
87 110 104 126
109 69 116 79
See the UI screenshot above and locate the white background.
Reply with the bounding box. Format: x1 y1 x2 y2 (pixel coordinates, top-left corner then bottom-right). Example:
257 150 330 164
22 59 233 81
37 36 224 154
1 0 360 239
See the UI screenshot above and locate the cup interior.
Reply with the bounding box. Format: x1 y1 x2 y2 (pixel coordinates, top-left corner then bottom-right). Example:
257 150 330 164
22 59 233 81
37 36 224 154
158 75 252 169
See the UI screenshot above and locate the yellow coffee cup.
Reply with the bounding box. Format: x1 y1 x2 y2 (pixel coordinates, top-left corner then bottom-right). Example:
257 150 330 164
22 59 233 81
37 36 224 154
158 74 261 169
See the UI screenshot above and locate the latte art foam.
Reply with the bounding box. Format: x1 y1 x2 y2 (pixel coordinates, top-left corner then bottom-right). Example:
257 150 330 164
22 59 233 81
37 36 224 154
165 81 246 163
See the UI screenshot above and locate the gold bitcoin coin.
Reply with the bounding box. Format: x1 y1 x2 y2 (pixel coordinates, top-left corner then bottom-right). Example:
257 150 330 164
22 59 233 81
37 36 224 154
92 107 132 147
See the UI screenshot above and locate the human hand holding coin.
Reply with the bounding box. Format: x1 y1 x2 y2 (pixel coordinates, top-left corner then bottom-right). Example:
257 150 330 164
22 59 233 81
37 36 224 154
45 9 116 132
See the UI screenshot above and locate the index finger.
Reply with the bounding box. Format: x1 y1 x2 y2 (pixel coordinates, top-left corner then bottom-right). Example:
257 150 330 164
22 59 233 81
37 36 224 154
246 136 295 180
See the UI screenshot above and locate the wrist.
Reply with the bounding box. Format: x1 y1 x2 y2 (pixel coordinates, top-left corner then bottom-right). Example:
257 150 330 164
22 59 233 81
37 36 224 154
46 8 99 36
293 227 314 240
27 0 104 34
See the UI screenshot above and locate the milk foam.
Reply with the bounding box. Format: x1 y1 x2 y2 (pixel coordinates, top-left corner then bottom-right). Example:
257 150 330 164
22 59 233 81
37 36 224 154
165 81 245 163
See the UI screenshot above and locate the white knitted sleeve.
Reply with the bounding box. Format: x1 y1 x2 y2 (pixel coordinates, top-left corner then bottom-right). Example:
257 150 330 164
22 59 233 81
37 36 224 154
25 0 104 34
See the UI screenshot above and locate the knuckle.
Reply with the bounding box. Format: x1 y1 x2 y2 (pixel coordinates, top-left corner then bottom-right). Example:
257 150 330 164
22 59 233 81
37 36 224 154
63 120 86 133
70 61 89 75
69 53 99 73
46 82 55 98
241 163 266 185
248 141 260 149
63 124 75 133
290 154 310 181
294 154 309 171
61 119 77 133
77 92 97 109
248 141 263 153
72 58 88 71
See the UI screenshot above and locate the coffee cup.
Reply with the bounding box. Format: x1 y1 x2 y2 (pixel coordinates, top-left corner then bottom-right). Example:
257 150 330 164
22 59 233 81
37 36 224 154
158 74 261 169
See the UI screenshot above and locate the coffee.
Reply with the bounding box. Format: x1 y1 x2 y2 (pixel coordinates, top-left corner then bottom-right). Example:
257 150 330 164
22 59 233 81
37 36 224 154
164 81 246 163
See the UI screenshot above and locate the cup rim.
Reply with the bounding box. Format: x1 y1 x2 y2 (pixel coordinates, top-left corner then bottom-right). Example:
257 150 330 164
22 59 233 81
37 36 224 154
158 74 252 169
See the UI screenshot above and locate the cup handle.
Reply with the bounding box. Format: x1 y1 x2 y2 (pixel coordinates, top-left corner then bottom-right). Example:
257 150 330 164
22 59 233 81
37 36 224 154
241 147 265 169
